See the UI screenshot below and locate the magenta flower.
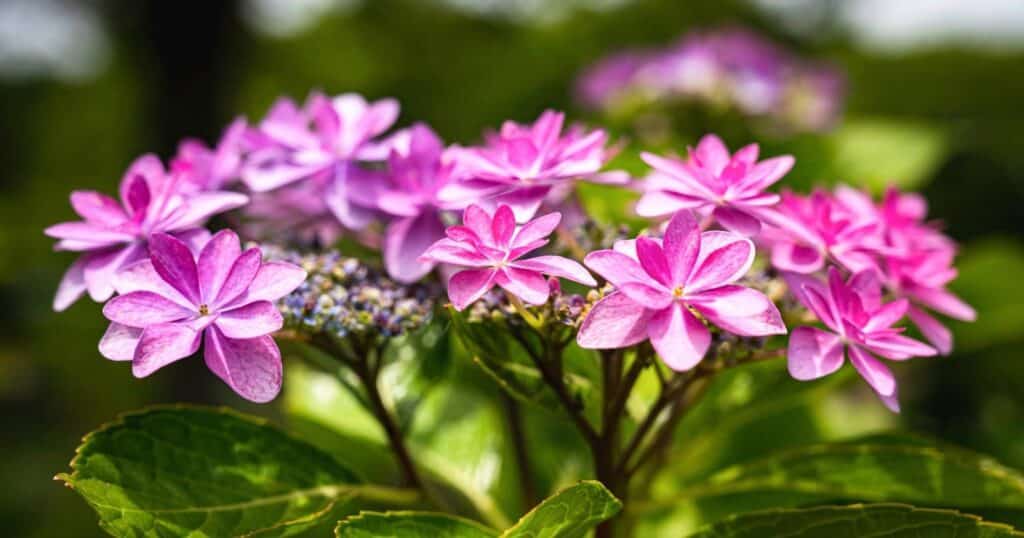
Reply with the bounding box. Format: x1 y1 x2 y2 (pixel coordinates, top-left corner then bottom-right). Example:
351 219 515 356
578 210 786 370
240 93 399 230
45 155 249 311
419 204 596 310
637 134 793 236
786 268 936 412
439 110 627 222
172 117 247 193
375 123 460 283
98 230 306 403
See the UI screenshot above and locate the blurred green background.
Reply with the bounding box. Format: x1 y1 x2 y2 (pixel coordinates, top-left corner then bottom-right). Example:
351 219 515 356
2 0 1023 535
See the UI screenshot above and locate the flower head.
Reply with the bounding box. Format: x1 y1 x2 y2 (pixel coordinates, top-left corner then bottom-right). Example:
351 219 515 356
440 110 627 222
98 230 306 402
786 267 936 412
578 210 786 370
420 204 596 310
638 134 793 235
172 117 247 192
45 154 249 310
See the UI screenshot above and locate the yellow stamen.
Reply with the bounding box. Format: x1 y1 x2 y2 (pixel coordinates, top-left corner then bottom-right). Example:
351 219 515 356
198 304 210 316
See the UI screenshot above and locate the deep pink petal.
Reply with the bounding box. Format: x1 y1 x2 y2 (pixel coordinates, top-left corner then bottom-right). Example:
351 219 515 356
491 205 516 248
618 282 674 310
693 134 731 175
197 229 242 304
215 301 283 339
908 305 953 356
103 291 192 327
496 267 550 305
787 326 844 380
648 303 710 371
577 292 654 349
463 204 494 245
98 322 142 361
802 285 841 333
688 285 787 336
213 248 262 308
385 212 445 283
511 212 561 249
636 236 672 287
661 210 700 287
685 233 755 292
447 268 497 311
771 241 825 274
864 333 936 361
419 238 491 267
204 327 282 403
863 299 908 333
53 256 88 311
584 249 651 288
132 321 203 377
510 256 596 286
848 345 896 398
713 206 762 236
149 233 201 304
505 138 539 170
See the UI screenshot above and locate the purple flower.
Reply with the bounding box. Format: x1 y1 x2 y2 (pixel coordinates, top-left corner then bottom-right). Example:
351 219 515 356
638 134 793 235
45 155 249 311
375 123 459 283
440 110 627 222
786 268 936 412
575 49 654 109
240 93 399 230
419 204 596 310
578 210 786 370
98 230 306 403
172 117 247 193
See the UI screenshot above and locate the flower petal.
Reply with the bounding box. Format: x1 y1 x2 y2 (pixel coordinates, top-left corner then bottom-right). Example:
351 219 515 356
688 285 787 336
53 256 88 311
239 261 308 303
103 291 193 327
420 238 491 267
635 190 707 217
215 301 283 339
511 212 561 249
693 134 730 175
907 305 953 356
786 326 844 380
648 303 710 371
584 249 651 288
113 259 193 308
70 191 127 226
864 333 936 361
164 191 249 230
496 267 550 305
863 299 908 333
98 322 142 361
911 286 977 322
577 292 653 349
511 255 596 286
197 229 242 304
83 243 147 303
213 248 262 308
848 345 896 398
685 232 754 292
491 205 516 248
385 212 445 283
463 204 494 245
636 236 672 287
618 282 673 310
770 241 824 274
203 327 282 403
447 268 497 311
713 206 762 236
149 233 201 304
661 210 700 286
132 322 203 377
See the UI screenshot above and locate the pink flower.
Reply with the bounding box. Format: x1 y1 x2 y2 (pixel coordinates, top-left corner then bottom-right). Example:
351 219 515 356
637 134 793 236
98 230 307 403
419 204 596 310
375 123 460 283
240 93 399 230
786 268 937 412
172 117 247 193
45 155 249 311
578 210 786 370
439 110 627 222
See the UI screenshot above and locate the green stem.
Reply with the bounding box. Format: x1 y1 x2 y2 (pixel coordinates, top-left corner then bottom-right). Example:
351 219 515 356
502 393 538 509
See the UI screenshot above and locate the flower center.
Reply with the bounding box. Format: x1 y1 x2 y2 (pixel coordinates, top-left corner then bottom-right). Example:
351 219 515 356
198 304 210 316
672 286 685 298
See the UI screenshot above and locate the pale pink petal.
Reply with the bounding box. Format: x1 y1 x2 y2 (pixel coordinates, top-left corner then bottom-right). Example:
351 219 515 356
908 305 953 356
661 210 700 286
103 291 192 327
848 345 896 398
618 282 674 310
911 287 977 322
732 143 759 165
463 204 494 244
584 249 650 288
635 190 708 217
511 212 561 249
70 191 127 226
640 152 717 200
577 292 653 349
492 186 549 222
419 238 491 267
384 213 444 283
164 191 249 230
98 322 142 361
802 285 841 333
510 256 596 286
864 333 936 361
197 230 241 304
113 260 193 309
506 138 539 170
496 267 550 305
738 155 794 193
787 326 844 380
491 205 516 248
213 248 262 308
215 301 283 339
863 299 908 333
648 303 710 371
448 268 497 311
149 233 201 304
685 234 755 292
693 134 730 175
239 261 308 304
771 241 825 274
688 285 787 336
44 222 134 247
203 327 282 403
83 243 148 302
53 256 88 311
713 206 762 236
636 236 672 287
132 322 203 377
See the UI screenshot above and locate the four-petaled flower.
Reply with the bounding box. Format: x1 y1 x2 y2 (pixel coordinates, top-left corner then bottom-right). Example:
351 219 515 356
786 267 936 412
45 154 249 311
637 134 793 235
578 210 786 370
98 230 307 403
420 204 596 310
440 110 627 222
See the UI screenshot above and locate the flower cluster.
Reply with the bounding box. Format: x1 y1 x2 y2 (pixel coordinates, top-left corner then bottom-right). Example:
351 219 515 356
576 27 845 133
47 84 972 411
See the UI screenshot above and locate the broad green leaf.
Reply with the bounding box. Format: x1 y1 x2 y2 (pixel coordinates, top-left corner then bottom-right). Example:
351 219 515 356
57 406 418 538
502 481 622 538
687 504 1024 538
950 239 1024 352
648 434 1024 526
336 511 497 538
828 118 948 193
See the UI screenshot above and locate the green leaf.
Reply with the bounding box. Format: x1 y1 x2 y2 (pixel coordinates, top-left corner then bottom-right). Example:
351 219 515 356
502 481 622 538
336 511 497 538
647 433 1024 525
950 239 1024 352
827 118 948 193
687 504 1024 538
57 406 419 538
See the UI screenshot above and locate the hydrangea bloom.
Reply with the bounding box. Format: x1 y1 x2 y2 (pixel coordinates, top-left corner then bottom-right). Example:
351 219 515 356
419 204 596 310
440 110 627 222
45 155 249 311
98 230 306 402
787 268 937 412
578 210 786 370
375 123 459 282
172 117 247 193
240 93 399 230
638 134 794 235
